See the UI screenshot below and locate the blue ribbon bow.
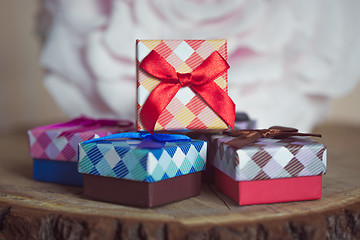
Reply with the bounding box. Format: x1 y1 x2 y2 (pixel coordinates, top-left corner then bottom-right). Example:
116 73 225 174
84 132 191 144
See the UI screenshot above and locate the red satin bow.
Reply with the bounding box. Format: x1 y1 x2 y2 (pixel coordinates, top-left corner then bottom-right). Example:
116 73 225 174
139 50 235 134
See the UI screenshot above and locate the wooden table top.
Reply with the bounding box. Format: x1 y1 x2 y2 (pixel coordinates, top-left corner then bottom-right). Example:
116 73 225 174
0 124 359 239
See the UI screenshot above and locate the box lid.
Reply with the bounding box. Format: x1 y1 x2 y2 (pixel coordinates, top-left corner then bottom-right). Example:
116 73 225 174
28 118 134 162
212 135 327 181
78 138 207 182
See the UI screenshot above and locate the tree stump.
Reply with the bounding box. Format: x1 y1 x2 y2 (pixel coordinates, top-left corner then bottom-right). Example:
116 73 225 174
0 124 359 239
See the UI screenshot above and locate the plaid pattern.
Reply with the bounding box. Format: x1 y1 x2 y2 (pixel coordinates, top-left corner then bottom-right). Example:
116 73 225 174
136 39 228 131
28 125 134 162
78 139 207 182
211 135 327 181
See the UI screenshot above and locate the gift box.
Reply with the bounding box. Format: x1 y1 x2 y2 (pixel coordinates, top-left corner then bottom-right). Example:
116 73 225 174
28 116 134 186
234 112 256 130
78 132 207 207
136 39 235 133
211 127 327 205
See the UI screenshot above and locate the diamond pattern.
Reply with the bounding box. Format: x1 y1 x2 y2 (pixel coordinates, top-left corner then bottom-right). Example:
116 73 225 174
284 158 305 176
165 52 184 69
172 148 186 168
78 139 207 183
273 146 294 167
185 97 206 116
44 142 59 159
185 40 205 50
253 170 269 181
156 108 174 129
137 39 228 131
28 122 134 162
95 159 113 176
153 41 173 59
174 107 196 127
137 84 150 106
196 41 216 59
137 40 152 62
185 51 206 70
176 87 196 105
252 150 272 168
211 135 327 181
197 107 221 127
187 117 207 129
173 41 194 61
37 133 51 148
113 160 129 178
157 151 171 171
262 159 284 178
236 149 253 170
103 148 121 168
162 117 184 130
166 98 185 116
162 40 181 51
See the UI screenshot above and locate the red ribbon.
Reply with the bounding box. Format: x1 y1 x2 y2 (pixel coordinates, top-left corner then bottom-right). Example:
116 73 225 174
224 126 322 149
139 50 235 134
35 116 134 137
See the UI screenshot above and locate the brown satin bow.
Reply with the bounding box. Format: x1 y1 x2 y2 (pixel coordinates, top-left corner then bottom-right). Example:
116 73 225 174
224 126 322 149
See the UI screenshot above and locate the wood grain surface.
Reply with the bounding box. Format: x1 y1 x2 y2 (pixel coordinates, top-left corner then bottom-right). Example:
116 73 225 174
0 124 359 240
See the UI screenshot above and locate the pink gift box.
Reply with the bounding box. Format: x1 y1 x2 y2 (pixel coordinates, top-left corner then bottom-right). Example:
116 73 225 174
28 116 134 162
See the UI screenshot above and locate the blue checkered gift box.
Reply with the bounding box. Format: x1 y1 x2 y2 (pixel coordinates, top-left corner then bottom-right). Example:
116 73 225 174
78 132 207 182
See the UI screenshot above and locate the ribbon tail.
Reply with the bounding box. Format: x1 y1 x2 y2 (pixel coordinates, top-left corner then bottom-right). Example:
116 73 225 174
279 132 322 138
84 132 142 144
226 132 263 149
140 83 181 134
34 116 90 130
192 82 235 129
269 126 298 132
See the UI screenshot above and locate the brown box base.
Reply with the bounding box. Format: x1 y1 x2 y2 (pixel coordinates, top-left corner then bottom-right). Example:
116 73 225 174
202 164 215 182
83 172 202 208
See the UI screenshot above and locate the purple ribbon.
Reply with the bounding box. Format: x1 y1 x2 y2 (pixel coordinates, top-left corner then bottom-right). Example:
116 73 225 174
35 116 134 137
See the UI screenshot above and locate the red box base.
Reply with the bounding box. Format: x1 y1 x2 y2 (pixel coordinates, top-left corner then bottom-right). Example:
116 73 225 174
214 168 322 205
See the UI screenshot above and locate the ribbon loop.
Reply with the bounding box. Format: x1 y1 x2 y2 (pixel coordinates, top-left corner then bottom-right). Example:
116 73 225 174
84 132 191 144
35 116 133 138
139 50 235 134
224 126 322 149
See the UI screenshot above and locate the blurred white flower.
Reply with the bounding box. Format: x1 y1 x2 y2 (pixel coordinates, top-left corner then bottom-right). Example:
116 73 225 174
39 0 360 131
